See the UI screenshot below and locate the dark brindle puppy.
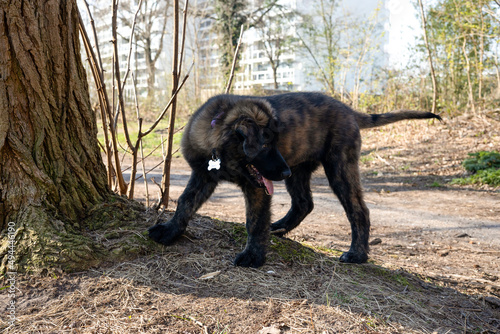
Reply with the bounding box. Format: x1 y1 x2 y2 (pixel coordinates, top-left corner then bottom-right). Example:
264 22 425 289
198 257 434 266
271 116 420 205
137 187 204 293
149 92 441 268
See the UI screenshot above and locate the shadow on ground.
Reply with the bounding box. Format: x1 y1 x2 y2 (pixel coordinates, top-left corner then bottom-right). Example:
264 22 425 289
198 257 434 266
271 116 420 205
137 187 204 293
4 213 499 333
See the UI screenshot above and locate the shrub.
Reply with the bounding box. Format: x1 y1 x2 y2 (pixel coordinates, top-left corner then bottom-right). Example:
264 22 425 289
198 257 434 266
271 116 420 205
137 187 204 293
462 151 500 172
451 151 500 187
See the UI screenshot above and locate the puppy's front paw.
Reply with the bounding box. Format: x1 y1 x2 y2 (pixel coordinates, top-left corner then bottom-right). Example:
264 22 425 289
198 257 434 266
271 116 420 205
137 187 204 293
339 251 368 264
234 247 266 268
148 222 184 246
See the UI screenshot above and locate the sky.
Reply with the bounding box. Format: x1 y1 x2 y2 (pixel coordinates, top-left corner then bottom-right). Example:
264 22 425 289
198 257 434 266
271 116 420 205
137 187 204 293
385 0 422 69
340 0 422 70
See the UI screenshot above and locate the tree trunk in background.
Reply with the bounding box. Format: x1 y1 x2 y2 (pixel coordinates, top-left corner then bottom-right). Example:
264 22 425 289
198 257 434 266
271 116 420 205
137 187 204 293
418 0 438 113
0 0 111 272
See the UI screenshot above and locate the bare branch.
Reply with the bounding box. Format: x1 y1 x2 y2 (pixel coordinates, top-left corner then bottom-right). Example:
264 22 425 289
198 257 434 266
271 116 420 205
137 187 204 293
78 8 128 194
178 0 189 77
82 0 104 76
141 62 194 137
120 0 144 96
225 25 245 94
126 72 145 200
160 0 181 208
112 0 134 152
295 29 334 94
248 0 280 27
418 0 438 113
152 0 170 65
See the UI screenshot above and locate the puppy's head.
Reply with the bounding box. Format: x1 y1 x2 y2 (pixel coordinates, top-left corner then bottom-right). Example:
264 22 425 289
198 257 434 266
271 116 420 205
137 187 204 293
226 100 291 194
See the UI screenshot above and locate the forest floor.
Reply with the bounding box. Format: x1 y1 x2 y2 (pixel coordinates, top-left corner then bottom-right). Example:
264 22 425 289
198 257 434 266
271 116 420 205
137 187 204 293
2 111 500 333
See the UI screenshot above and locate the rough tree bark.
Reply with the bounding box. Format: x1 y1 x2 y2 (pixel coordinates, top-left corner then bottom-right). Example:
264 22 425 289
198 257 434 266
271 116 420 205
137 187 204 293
0 0 113 272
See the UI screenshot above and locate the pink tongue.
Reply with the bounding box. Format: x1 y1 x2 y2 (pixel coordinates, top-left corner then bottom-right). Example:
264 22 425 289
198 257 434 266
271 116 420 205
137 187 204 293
262 177 274 195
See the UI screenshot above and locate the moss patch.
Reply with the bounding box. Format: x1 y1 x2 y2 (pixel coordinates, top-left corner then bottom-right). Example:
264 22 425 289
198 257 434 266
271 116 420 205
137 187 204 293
0 195 159 275
268 237 316 264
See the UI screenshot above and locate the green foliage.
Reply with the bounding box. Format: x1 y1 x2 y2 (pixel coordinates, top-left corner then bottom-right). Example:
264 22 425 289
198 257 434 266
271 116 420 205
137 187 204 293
360 152 375 164
213 0 248 82
462 151 500 172
416 0 500 114
451 168 500 187
358 92 384 113
451 151 500 187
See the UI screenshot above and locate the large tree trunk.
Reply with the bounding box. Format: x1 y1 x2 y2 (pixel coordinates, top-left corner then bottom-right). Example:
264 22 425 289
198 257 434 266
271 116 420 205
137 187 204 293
0 0 112 272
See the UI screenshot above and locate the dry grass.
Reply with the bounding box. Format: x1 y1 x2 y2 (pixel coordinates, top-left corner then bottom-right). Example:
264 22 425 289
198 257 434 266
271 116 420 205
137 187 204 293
360 110 500 189
2 214 499 333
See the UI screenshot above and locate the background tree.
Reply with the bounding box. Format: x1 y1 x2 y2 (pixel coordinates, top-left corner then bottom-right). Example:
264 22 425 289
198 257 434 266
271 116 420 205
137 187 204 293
213 0 248 87
300 0 384 108
212 0 279 90
417 0 438 113
185 0 213 101
120 0 171 98
344 2 383 110
417 0 499 114
0 0 113 272
255 11 297 89
300 0 341 96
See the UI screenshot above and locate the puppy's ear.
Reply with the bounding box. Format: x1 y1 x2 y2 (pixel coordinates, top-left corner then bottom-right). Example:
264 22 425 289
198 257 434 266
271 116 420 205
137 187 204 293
235 120 260 160
267 118 284 133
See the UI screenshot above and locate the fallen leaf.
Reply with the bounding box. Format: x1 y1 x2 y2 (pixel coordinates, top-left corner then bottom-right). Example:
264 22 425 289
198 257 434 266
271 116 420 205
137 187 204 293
198 271 221 280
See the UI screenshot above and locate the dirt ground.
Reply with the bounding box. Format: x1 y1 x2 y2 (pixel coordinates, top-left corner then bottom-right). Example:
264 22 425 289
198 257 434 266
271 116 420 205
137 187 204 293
2 112 500 333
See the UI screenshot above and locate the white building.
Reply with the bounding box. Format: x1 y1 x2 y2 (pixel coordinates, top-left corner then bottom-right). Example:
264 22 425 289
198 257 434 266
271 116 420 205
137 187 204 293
79 0 419 100
210 0 393 95
78 0 166 100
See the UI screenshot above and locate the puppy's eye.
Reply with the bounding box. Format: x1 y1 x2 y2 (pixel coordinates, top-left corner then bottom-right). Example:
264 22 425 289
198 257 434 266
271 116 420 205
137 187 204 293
262 144 269 149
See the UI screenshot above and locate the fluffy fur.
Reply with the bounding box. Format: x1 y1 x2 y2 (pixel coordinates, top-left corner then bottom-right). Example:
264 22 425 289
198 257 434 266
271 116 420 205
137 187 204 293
149 92 441 268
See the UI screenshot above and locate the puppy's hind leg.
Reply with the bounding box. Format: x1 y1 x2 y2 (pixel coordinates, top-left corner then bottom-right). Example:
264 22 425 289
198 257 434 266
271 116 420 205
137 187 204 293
149 170 217 245
322 148 370 264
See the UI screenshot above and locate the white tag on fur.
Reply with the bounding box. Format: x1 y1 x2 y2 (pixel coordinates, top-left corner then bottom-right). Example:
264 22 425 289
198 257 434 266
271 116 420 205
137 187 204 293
208 158 221 171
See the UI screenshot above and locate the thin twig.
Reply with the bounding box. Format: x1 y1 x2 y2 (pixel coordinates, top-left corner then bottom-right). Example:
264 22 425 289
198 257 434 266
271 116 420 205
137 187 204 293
295 29 334 94
178 0 189 77
160 0 182 208
225 24 245 94
82 1 104 75
134 148 179 182
132 72 150 206
136 160 164 181
141 63 194 137
120 0 145 199
78 8 127 194
119 0 144 103
112 0 135 152
78 14 111 174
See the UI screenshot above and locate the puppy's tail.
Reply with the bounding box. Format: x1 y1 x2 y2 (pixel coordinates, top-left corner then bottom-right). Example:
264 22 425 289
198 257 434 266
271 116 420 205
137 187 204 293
355 110 442 129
